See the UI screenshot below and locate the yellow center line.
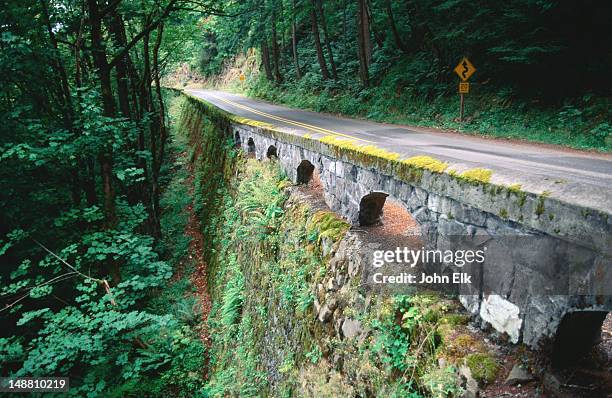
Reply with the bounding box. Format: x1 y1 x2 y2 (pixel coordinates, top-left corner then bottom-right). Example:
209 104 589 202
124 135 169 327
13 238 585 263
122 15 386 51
210 94 373 143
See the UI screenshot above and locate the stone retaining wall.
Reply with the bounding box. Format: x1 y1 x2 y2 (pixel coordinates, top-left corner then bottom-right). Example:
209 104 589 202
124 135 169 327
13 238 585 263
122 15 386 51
186 92 611 351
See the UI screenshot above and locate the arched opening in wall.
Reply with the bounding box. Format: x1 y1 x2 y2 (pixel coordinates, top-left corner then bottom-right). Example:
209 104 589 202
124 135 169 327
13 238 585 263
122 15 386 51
295 159 326 210
297 160 315 184
359 192 389 227
234 131 241 148
358 193 422 250
266 145 278 159
247 138 256 157
546 311 612 396
552 311 610 367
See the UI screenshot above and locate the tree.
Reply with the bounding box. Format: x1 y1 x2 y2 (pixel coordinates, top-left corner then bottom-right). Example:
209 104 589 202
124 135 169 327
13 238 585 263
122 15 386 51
356 0 370 86
310 0 330 80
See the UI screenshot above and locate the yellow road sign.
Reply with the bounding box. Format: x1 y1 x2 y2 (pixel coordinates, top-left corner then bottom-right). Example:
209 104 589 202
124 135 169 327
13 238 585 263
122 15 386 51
454 57 476 81
459 82 470 94
239 74 246 82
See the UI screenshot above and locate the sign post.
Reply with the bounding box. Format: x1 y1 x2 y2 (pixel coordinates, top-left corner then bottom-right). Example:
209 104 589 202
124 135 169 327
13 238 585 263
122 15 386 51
453 57 476 122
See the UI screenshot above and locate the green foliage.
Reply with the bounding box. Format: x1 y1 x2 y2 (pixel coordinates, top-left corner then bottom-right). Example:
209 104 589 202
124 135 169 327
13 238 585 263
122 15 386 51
0 88 206 396
465 353 499 385
421 366 464 398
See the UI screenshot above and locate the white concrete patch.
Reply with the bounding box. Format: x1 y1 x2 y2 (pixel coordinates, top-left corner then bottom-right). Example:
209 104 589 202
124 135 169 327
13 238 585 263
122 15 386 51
479 295 522 343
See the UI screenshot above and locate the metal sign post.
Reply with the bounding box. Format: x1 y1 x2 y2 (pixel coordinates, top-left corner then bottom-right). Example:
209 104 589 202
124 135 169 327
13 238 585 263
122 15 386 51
454 58 476 122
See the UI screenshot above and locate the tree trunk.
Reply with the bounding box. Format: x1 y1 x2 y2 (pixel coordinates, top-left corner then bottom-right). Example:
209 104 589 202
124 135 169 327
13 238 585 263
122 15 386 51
150 23 166 238
261 40 274 81
356 0 370 87
310 0 329 80
108 11 132 118
39 0 73 127
271 10 283 83
87 0 117 228
291 0 302 79
386 0 407 53
316 0 337 79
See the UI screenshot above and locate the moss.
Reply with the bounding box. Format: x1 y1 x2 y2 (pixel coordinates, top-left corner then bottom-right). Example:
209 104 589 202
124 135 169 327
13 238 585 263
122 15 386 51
508 183 522 193
535 196 545 216
499 208 508 219
465 353 499 385
402 155 449 173
319 135 401 169
548 213 554 221
458 168 492 185
307 210 350 244
437 331 486 365
440 313 470 327
516 191 527 207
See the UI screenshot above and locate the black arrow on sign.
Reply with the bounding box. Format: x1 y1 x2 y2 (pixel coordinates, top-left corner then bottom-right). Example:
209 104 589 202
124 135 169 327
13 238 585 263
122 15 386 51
461 60 469 80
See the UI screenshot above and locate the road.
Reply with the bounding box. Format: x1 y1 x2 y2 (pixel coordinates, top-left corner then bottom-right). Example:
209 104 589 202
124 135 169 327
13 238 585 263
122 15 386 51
185 89 612 210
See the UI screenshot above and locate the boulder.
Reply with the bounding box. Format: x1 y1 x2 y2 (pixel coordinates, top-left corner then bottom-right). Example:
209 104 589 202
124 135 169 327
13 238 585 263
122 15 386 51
505 364 534 386
341 318 362 339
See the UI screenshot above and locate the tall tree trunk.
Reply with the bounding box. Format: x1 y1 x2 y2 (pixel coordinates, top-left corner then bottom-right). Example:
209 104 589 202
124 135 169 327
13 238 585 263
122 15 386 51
356 0 370 87
368 6 385 50
87 0 117 229
150 23 166 238
39 0 73 127
261 40 274 81
386 0 407 53
291 0 302 79
108 12 132 118
271 10 283 83
315 0 337 79
136 27 153 233
310 0 329 80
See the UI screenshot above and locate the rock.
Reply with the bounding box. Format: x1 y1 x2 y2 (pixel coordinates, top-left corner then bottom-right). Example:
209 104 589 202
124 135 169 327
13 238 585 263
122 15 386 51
341 318 362 339
505 364 534 386
326 277 336 292
459 365 479 398
318 305 333 323
327 297 338 311
478 295 522 343
542 372 568 397
316 283 325 302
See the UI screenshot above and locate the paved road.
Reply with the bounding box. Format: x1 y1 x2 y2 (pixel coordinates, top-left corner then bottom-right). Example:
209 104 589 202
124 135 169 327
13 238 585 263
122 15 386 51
186 89 612 207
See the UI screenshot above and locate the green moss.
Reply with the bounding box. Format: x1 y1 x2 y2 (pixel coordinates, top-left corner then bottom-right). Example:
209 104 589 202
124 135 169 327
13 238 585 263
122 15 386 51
465 353 499 385
499 208 508 219
440 313 470 327
307 210 350 244
508 183 522 193
402 155 449 173
458 168 492 185
535 196 545 216
318 135 401 171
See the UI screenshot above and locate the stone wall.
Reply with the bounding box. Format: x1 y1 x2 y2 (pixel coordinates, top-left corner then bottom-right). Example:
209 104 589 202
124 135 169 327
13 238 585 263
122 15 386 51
232 122 611 349
185 93 611 350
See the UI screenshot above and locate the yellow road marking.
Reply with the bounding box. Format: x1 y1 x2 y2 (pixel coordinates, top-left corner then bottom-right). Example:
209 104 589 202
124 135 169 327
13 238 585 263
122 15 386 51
210 94 373 143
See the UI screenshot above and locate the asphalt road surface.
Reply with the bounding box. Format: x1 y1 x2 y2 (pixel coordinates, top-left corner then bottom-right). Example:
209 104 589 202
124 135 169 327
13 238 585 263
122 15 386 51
185 89 612 209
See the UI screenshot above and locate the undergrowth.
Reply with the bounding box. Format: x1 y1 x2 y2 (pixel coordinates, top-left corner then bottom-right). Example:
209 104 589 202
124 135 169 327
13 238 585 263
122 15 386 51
181 98 480 397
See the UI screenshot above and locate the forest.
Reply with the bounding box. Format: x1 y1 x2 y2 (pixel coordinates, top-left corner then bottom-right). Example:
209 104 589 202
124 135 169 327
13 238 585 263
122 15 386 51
0 0 610 397
191 0 612 150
